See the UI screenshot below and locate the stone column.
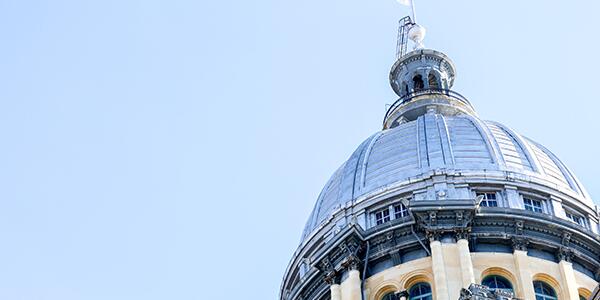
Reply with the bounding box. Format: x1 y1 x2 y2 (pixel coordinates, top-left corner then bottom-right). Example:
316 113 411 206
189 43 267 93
457 238 475 288
430 240 450 300
341 269 361 300
558 249 579 300
330 283 342 300
513 249 535 299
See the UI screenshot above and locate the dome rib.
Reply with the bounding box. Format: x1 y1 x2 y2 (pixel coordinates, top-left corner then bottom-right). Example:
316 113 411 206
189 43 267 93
485 121 535 172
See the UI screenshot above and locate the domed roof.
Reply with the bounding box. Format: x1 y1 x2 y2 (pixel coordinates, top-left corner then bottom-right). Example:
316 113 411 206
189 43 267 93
301 111 591 241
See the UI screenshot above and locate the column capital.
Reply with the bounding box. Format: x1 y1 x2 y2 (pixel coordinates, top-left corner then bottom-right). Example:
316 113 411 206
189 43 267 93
511 236 529 252
318 258 340 285
455 228 470 241
339 237 364 271
557 246 574 263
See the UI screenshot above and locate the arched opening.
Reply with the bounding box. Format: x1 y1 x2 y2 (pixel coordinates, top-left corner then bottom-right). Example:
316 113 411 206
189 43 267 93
579 287 592 300
481 275 513 293
412 75 424 91
408 282 432 300
428 73 439 89
373 283 401 300
533 281 557 300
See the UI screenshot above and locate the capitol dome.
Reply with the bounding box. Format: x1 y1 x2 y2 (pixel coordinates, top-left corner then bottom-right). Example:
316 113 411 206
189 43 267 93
282 43 600 300
302 105 592 243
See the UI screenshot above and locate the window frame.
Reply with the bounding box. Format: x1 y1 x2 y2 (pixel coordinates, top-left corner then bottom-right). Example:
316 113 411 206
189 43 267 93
521 194 550 214
393 203 408 219
369 198 411 228
564 207 588 228
481 275 513 293
533 281 557 300
408 282 432 300
375 209 390 225
476 191 499 207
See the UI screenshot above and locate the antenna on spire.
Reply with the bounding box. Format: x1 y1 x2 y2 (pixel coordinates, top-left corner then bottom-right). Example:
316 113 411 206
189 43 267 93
395 0 426 58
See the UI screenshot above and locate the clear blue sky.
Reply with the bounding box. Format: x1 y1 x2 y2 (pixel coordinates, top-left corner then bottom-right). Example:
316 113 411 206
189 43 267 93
1 1 599 299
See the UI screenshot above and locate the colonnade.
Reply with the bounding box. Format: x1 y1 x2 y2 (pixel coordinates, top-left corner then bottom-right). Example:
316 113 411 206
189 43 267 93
326 238 583 300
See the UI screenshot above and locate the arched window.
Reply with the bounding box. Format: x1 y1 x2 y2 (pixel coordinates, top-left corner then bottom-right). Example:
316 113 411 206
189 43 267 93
428 73 439 89
481 275 513 292
402 82 409 95
381 292 396 300
413 75 424 90
533 281 557 300
409 282 432 300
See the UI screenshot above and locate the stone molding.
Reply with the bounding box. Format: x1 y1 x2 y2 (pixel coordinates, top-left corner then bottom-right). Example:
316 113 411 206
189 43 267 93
285 206 600 300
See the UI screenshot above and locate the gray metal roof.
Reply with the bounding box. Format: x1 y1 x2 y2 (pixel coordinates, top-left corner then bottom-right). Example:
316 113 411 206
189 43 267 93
301 112 591 241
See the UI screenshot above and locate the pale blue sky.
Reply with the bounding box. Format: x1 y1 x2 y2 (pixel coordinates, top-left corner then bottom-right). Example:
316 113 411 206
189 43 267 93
1 1 599 299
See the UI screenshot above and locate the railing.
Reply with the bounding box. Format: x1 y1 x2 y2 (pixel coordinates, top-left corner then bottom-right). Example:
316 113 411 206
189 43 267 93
383 88 471 124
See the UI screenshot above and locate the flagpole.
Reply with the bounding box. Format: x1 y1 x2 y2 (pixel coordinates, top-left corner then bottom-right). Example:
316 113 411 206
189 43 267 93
410 0 417 23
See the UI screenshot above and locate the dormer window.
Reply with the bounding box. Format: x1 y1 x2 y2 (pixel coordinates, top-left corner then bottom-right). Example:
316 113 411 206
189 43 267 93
375 209 390 225
371 200 410 227
476 192 498 207
394 203 408 219
523 197 543 213
564 207 588 228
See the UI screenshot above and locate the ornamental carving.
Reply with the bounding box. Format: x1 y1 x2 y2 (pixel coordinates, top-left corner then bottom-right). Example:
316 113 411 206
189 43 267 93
318 258 338 285
459 283 517 300
511 236 529 252
557 247 574 263
339 237 364 272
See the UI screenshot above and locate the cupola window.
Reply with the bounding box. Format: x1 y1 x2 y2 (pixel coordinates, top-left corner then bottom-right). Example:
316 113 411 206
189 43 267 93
428 73 439 89
413 75 424 90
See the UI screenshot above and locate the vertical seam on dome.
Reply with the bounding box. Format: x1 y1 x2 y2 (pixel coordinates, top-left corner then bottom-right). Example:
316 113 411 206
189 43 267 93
492 121 542 174
360 131 384 188
350 134 378 200
420 115 430 167
463 115 501 165
436 114 455 165
416 116 422 168
532 141 587 198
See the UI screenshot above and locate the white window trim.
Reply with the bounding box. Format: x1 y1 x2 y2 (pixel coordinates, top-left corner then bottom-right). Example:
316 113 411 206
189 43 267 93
368 198 411 228
564 207 589 228
520 194 550 214
474 191 501 207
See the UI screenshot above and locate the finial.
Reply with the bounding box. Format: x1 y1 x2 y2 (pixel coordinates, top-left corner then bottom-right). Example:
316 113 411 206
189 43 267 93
408 24 426 49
